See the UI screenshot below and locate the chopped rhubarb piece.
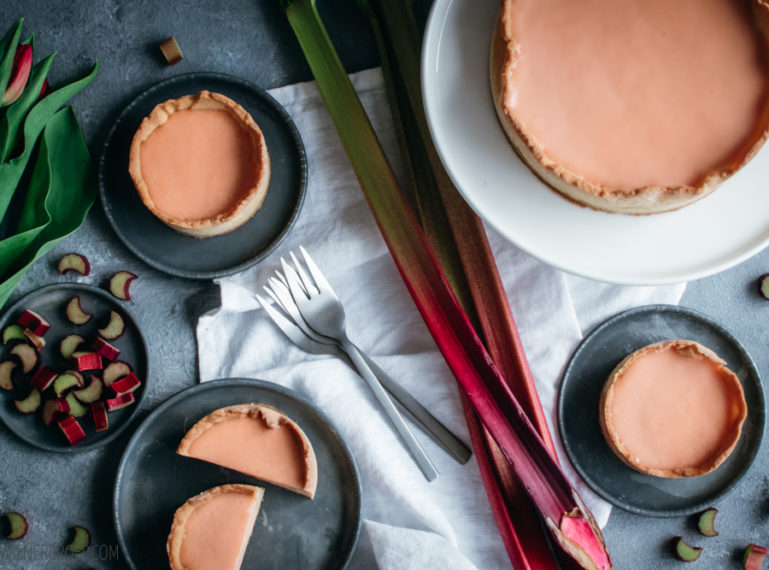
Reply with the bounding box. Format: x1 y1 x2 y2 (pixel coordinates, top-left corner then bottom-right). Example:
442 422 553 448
97 310 126 340
65 525 91 553
57 253 91 276
74 352 102 372
57 416 86 445
0 360 16 391
59 334 85 359
2 324 25 344
42 398 70 427
744 544 769 570
110 372 141 397
103 361 132 386
159 36 183 65
14 389 41 414
91 337 120 361
109 271 137 301
697 508 718 537
65 392 88 418
16 310 50 336
29 366 57 391
22 329 46 350
10 343 37 373
1 512 28 540
65 296 92 325
74 376 103 404
106 392 135 411
53 371 84 397
92 401 108 432
674 537 702 562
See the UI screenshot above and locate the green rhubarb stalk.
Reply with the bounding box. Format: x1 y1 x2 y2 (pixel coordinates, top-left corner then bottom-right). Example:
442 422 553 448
282 1 611 568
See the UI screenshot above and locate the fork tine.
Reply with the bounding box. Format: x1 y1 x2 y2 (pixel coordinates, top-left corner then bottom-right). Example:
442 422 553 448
281 257 312 304
299 246 336 297
256 294 295 336
263 283 286 312
290 250 318 295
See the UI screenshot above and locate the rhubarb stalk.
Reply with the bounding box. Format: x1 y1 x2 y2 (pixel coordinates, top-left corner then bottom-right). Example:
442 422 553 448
281 1 611 568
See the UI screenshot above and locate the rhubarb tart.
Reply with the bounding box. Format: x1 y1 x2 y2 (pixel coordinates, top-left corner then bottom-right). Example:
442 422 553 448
599 340 748 478
177 402 318 498
491 0 769 214
128 90 270 237
167 484 264 570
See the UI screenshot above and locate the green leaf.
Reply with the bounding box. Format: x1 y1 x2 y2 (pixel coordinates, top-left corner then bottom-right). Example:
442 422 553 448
0 19 23 97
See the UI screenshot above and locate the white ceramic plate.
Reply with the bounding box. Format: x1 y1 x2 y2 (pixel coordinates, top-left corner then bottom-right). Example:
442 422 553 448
422 0 769 285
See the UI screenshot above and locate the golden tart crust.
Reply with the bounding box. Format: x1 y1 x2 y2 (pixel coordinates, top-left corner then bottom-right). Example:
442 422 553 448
490 0 769 215
599 340 747 478
128 90 270 237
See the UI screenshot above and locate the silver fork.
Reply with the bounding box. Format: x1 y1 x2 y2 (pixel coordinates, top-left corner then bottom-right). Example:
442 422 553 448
256 285 471 464
280 247 439 481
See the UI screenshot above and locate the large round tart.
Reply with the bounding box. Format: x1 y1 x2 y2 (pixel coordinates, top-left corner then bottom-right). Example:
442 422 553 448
128 90 270 237
491 0 769 214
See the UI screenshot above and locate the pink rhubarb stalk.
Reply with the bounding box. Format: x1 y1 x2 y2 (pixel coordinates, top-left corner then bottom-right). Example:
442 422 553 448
1 43 31 106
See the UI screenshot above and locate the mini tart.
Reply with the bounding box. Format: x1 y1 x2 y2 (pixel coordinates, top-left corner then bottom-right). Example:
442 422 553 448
599 340 747 478
167 484 264 570
490 0 769 215
177 403 318 498
128 90 270 237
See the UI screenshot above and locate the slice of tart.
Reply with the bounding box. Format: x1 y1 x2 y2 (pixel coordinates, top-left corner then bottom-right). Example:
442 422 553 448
167 484 263 570
491 0 769 214
129 90 270 237
177 403 318 498
599 340 747 478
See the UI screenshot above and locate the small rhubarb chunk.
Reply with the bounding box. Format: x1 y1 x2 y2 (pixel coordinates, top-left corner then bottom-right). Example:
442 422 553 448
10 343 38 373
53 371 85 397
74 352 102 372
74 376 103 404
65 296 92 325
42 398 70 427
14 389 41 414
29 366 57 391
110 372 141 397
674 537 702 562
92 401 108 432
697 508 718 537
16 309 50 336
103 361 132 386
97 310 126 340
59 334 85 359
159 36 183 65
0 360 16 390
91 337 120 361
57 416 86 445
22 329 46 350
64 392 88 418
57 252 91 276
2 324 25 344
65 525 91 553
108 271 137 301
2 512 28 540
106 392 135 411
744 544 769 570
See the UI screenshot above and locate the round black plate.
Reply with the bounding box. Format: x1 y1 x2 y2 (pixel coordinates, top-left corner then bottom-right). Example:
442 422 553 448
558 304 765 517
0 283 149 452
99 72 306 279
114 378 361 570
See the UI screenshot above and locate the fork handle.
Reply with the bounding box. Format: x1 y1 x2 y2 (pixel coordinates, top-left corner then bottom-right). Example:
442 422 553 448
341 338 440 482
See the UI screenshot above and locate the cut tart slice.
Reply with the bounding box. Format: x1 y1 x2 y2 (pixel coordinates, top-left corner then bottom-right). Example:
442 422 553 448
167 484 264 570
177 402 318 498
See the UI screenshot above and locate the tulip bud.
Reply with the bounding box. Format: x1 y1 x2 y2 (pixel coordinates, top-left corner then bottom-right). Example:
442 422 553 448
1 43 32 106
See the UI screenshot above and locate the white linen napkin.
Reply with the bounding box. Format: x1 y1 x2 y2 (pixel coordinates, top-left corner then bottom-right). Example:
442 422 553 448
197 69 686 570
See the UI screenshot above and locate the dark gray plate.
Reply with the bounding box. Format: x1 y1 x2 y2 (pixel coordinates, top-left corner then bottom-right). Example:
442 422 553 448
558 304 764 517
99 72 306 279
0 283 149 452
113 378 361 570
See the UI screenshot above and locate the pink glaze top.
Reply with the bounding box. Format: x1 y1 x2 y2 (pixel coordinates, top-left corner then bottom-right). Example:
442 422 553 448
505 0 769 189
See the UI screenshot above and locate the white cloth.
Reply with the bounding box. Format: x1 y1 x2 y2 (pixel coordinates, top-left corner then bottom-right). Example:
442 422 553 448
197 69 686 570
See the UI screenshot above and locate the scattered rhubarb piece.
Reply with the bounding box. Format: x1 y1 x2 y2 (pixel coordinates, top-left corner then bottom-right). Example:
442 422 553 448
106 392 135 411
1 512 28 540
57 416 86 445
159 36 183 65
103 361 132 386
73 352 102 372
22 329 46 350
2 324 25 344
29 366 57 391
53 371 84 397
10 343 37 373
65 525 91 553
42 398 70 427
92 401 108 432
91 337 120 361
110 372 141 397
57 252 91 276
14 388 41 414
759 275 769 300
744 544 769 570
108 271 137 301
0 360 16 390
697 508 718 537
16 309 50 336
674 537 702 562
97 310 125 340
59 334 85 359
65 392 88 418
65 296 92 325
74 376 103 404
